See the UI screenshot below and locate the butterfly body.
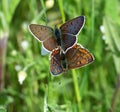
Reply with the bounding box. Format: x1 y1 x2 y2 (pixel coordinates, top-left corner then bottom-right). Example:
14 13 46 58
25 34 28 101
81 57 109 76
54 27 61 46
60 52 68 70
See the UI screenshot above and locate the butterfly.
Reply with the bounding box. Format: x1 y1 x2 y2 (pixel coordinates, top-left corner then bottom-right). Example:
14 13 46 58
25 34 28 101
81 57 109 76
50 44 94 75
28 16 85 52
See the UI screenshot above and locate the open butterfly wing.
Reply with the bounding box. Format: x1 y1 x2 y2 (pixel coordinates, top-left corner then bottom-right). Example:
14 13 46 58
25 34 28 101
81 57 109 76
50 48 63 75
29 24 53 41
29 24 58 51
60 16 85 35
66 44 94 69
61 34 76 51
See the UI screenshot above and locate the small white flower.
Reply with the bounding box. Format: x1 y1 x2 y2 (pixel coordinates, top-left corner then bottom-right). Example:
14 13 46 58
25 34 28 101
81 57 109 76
15 65 22 71
45 0 54 9
100 25 105 33
102 35 106 40
18 71 27 85
21 40 29 50
22 22 28 31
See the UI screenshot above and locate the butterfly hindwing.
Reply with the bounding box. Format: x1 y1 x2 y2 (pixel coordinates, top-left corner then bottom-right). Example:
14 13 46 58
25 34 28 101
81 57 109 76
66 44 94 69
60 16 85 35
61 34 76 51
50 48 63 75
43 36 58 52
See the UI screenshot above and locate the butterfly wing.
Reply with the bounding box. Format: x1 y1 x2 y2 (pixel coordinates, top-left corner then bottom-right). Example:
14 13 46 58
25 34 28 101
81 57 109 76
66 44 94 69
60 16 85 35
41 46 50 55
50 48 63 75
43 36 58 52
61 34 76 51
29 24 54 41
29 24 58 51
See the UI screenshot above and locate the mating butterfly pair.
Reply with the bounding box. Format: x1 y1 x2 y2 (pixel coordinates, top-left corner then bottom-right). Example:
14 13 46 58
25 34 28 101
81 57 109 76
29 16 94 75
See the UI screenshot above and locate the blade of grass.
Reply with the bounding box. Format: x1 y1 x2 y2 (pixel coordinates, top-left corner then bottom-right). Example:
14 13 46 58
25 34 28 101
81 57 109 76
40 0 47 24
0 106 7 112
0 33 8 91
108 75 120 112
72 70 82 112
58 0 65 23
91 0 95 42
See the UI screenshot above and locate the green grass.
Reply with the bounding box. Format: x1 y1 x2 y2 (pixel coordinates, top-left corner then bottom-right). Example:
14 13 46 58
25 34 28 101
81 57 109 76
0 0 120 112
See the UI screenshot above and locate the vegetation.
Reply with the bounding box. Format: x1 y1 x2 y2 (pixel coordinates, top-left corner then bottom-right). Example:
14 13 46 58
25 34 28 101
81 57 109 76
0 0 120 112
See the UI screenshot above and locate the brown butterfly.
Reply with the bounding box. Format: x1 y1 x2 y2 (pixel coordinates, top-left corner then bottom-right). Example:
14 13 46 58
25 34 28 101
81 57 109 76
28 16 85 52
50 44 94 75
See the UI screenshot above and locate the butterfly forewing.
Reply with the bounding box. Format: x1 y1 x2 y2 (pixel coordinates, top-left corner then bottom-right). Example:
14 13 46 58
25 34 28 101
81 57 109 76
50 48 63 75
66 44 94 69
29 24 53 41
60 16 85 35
61 34 76 51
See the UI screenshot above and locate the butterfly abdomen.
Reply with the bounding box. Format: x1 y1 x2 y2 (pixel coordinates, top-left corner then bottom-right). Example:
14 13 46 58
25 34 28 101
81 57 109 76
60 52 68 70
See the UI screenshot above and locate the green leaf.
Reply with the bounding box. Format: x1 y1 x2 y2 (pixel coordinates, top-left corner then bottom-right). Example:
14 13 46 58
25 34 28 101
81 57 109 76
103 16 120 73
0 106 7 112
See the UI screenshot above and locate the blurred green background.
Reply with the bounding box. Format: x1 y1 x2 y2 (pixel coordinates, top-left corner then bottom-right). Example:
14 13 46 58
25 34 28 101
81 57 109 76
0 0 120 112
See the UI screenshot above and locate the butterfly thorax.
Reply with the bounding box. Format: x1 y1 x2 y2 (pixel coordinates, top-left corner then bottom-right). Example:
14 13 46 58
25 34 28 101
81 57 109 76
54 27 61 46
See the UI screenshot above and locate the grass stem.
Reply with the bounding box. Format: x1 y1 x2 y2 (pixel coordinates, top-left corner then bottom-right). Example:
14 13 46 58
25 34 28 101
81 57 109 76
0 33 8 91
58 0 65 23
72 70 82 112
109 75 120 112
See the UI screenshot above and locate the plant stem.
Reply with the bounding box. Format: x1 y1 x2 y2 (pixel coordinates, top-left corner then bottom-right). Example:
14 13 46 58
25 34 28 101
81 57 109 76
40 0 47 23
72 70 82 112
108 75 120 112
58 0 65 23
0 33 8 91
91 0 95 42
